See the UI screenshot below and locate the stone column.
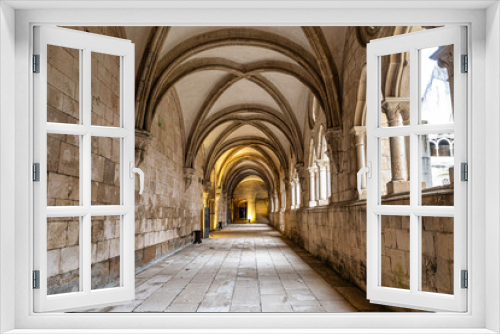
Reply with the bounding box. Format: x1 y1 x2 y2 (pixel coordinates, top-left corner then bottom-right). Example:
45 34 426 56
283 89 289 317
274 193 279 213
326 165 331 200
214 188 221 229
400 107 411 177
308 166 317 207
318 161 328 205
291 180 296 209
315 165 320 203
295 163 306 209
284 177 291 211
219 191 227 225
350 126 367 199
296 180 301 208
382 99 410 194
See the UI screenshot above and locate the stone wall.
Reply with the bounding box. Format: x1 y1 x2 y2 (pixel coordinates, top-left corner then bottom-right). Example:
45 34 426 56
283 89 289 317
46 30 203 293
134 89 203 272
270 189 454 295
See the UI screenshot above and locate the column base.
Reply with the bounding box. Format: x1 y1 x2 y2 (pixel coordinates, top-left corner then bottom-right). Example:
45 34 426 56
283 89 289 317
318 199 329 206
386 181 410 194
309 201 317 207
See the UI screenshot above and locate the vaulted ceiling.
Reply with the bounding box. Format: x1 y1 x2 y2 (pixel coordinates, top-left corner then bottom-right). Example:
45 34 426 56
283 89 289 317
126 26 348 197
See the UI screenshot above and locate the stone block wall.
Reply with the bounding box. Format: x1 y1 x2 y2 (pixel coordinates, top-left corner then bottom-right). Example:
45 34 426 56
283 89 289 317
46 33 203 293
271 189 454 295
134 89 203 272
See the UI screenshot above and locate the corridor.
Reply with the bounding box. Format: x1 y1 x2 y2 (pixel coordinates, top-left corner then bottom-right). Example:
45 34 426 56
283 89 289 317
80 224 385 313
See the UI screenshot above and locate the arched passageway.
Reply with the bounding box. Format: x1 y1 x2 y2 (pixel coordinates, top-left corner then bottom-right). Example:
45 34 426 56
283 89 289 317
46 25 454 313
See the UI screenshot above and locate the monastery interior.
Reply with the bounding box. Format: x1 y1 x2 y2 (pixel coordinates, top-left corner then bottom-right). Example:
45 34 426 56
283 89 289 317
45 26 455 312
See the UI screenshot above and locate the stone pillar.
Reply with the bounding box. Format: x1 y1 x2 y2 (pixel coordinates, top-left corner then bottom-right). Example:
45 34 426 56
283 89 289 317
296 180 301 208
214 188 221 229
219 191 227 225
274 193 279 213
318 161 328 205
315 165 320 203
308 166 317 207
295 163 306 208
202 181 211 237
291 180 296 209
326 166 331 200
284 177 291 211
350 126 367 199
400 108 411 177
382 99 410 194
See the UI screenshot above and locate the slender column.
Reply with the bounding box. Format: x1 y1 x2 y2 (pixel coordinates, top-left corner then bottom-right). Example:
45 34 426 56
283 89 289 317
382 99 410 194
296 180 301 208
291 180 296 209
295 163 306 209
274 193 279 213
326 166 331 199
284 177 291 211
308 166 317 207
350 126 367 198
318 161 328 202
315 165 320 203
400 108 411 177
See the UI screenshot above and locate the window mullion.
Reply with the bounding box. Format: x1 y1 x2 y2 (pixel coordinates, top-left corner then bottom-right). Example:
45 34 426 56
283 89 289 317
409 47 420 295
81 47 92 294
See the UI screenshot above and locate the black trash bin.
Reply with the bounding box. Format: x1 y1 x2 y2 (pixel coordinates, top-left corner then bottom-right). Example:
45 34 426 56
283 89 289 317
193 230 202 244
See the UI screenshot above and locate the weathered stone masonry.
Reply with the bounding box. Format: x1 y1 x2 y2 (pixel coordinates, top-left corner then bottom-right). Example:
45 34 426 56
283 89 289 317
46 27 203 293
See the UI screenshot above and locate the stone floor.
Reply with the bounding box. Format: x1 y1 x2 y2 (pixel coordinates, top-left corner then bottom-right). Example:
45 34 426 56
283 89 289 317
78 224 389 313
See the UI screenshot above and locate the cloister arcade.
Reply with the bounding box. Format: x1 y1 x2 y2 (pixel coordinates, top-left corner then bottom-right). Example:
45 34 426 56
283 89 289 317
44 25 455 312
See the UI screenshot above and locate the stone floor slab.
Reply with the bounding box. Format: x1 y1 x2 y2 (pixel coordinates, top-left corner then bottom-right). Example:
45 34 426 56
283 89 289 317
79 224 390 313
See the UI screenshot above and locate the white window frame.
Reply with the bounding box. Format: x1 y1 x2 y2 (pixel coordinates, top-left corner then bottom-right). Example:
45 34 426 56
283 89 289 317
366 26 467 312
1 2 498 333
33 26 136 312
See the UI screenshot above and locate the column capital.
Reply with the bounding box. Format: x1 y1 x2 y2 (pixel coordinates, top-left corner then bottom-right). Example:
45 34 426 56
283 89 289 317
350 126 367 146
316 160 329 169
381 97 409 124
308 166 318 174
350 125 366 135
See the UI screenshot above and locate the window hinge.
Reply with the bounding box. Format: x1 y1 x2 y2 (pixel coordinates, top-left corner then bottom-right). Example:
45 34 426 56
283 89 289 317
32 270 40 289
461 270 468 289
33 54 40 73
33 163 40 182
461 54 468 73
461 162 468 181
